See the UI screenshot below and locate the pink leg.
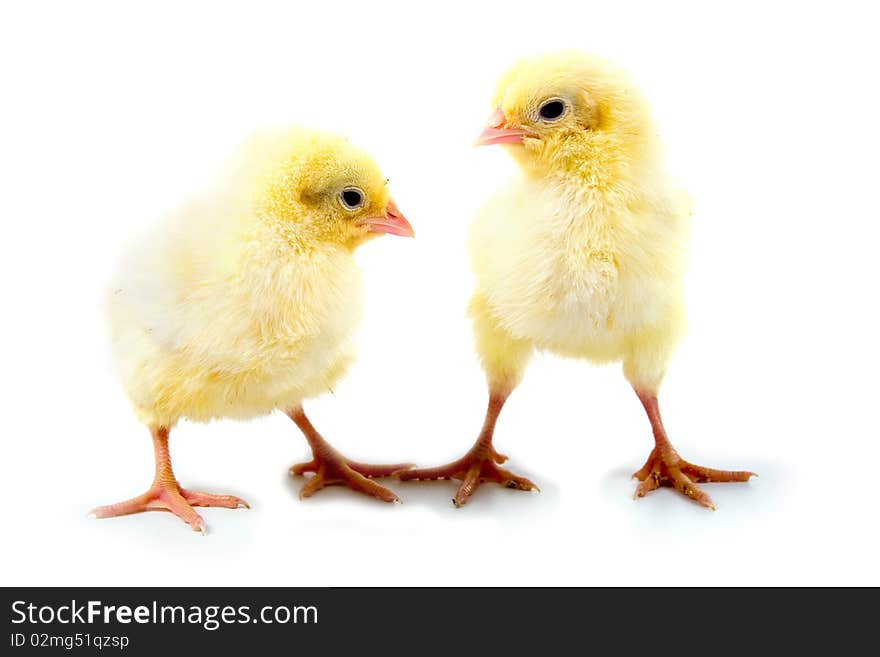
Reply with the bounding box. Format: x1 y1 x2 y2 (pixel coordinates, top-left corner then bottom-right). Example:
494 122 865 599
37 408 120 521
287 407 412 503
89 426 248 534
632 390 755 509
398 391 537 507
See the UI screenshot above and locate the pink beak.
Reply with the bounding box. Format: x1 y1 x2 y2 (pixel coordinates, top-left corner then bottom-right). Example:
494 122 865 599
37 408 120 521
475 108 531 146
362 199 414 237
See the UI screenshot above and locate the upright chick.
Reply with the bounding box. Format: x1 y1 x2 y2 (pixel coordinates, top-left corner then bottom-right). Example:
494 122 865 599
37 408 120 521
400 51 752 508
91 128 414 533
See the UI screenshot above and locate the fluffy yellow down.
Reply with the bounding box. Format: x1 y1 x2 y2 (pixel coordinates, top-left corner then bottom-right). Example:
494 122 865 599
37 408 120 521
107 128 390 427
469 51 692 396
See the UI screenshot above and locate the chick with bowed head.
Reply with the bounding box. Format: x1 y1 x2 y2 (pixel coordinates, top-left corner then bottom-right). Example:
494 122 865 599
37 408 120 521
91 128 414 533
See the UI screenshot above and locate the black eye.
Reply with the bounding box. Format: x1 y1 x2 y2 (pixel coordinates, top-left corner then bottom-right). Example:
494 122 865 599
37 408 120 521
340 187 364 210
538 99 566 121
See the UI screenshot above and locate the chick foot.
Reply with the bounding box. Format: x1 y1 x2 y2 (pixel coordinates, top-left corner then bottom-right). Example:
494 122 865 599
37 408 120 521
632 446 755 509
88 426 247 533
287 407 411 503
399 446 537 507
632 390 755 509
398 392 536 506
89 485 249 534
289 453 411 503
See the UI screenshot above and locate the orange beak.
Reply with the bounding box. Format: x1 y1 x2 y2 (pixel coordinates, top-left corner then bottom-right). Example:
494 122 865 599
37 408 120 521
361 199 414 238
475 108 532 146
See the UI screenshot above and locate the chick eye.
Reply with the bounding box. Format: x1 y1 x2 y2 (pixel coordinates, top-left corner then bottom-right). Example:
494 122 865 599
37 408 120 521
340 187 365 210
538 98 566 122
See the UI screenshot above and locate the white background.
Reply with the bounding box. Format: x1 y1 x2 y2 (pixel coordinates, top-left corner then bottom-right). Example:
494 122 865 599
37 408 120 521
1 0 878 586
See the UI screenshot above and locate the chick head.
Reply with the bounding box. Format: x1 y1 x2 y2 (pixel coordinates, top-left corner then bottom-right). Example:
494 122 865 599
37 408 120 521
476 50 658 178
244 128 413 249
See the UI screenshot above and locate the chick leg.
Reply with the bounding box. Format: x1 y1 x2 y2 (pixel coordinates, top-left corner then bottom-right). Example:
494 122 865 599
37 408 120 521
632 390 755 509
287 407 411 503
397 392 538 507
88 426 249 534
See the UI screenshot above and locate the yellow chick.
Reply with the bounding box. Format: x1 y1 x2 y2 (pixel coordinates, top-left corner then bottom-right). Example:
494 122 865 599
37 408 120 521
400 51 752 508
91 127 414 533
